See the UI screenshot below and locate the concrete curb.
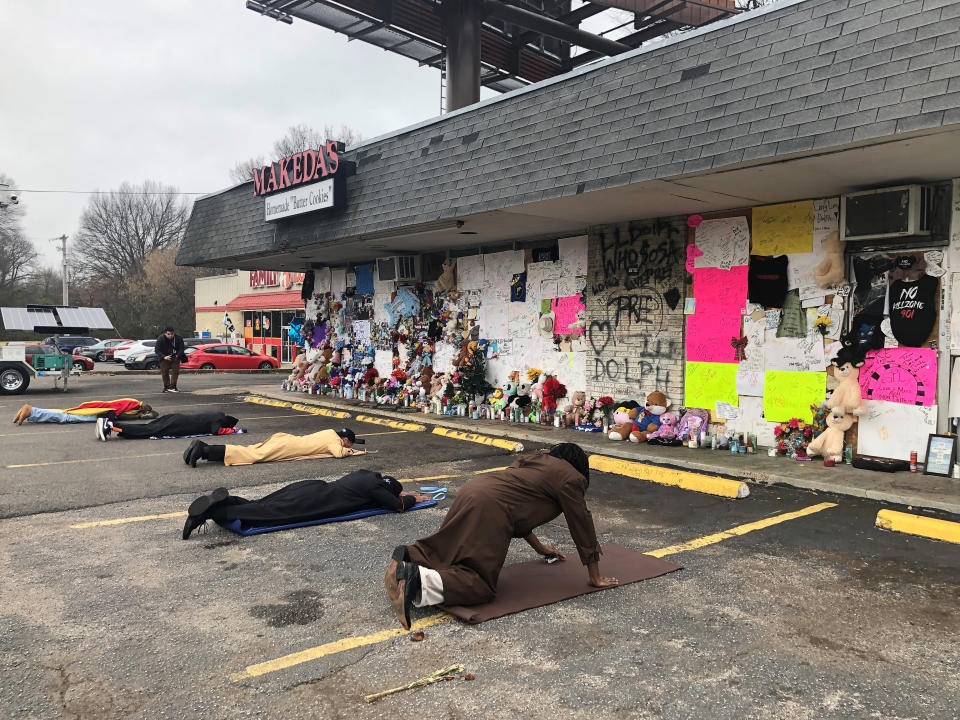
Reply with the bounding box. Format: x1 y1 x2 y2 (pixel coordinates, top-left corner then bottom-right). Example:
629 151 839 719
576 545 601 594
589 455 750 499
244 387 960 517
875 509 960 545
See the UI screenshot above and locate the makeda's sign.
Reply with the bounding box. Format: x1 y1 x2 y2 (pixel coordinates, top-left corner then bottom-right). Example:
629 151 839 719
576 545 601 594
252 141 348 221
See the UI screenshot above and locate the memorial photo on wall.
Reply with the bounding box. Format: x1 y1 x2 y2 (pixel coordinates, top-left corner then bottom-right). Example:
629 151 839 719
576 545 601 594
923 434 956 477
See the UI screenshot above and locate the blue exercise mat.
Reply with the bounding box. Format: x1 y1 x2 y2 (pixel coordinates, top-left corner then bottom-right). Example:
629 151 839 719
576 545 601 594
220 498 438 536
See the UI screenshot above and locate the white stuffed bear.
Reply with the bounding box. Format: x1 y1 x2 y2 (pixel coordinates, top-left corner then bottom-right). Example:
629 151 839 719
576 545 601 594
813 231 844 288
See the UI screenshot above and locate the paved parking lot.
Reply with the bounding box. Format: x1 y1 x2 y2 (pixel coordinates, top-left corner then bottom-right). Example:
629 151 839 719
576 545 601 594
1 375 958 718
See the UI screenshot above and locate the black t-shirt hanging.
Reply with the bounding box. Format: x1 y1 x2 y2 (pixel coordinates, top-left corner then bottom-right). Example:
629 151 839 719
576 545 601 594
888 274 939 347
748 255 789 308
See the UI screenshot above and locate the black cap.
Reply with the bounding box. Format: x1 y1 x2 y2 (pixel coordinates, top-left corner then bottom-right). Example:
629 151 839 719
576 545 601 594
382 476 402 496
335 428 364 444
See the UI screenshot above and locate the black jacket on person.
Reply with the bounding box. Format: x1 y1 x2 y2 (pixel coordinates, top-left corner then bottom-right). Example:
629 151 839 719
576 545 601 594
114 412 238 439
155 333 187 362
209 470 417 530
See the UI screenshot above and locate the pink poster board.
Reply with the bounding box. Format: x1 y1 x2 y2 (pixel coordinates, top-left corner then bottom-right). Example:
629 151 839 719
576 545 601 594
685 265 748 363
551 296 585 336
859 347 937 406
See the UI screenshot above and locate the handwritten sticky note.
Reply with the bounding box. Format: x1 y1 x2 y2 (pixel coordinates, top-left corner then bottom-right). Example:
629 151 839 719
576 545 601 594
753 201 814 255
685 361 738 416
694 217 750 270
763 370 824 423
686 266 748 363
736 369 764 396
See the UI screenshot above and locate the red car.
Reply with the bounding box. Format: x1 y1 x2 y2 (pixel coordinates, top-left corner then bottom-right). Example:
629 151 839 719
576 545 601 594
71 351 95 371
180 344 279 370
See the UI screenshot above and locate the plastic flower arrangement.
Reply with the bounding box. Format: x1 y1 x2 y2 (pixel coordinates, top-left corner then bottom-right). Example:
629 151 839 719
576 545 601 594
773 417 814 457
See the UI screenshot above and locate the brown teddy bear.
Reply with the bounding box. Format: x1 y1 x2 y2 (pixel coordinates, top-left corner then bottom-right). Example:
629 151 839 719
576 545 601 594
434 258 457 293
629 391 671 443
564 391 587 427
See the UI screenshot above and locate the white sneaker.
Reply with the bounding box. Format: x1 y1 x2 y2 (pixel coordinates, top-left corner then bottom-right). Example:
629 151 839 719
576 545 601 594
167 387 180 393
95 417 108 441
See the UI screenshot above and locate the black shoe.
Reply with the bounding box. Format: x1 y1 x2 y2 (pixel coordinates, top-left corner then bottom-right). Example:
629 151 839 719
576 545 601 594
168 387 180 393
384 559 421 630
182 514 206 540
392 545 411 563
162 388 169 393
183 440 207 467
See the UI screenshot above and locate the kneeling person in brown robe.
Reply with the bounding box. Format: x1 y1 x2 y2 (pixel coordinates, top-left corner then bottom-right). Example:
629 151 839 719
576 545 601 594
385 442 618 629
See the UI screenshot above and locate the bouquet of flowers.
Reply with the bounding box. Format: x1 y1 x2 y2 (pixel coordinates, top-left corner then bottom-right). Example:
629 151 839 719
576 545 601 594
586 396 615 426
773 417 814 457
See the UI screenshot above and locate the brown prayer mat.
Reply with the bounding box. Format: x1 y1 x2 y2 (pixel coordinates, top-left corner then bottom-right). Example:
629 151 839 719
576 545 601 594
439 543 682 624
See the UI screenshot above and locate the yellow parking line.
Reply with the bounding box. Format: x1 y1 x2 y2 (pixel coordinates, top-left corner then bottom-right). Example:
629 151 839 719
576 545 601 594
8 452 179 469
230 502 837 681
431 427 523 452
289 403 351 419
589 455 750 499
230 612 452 682
71 511 187 529
875 509 960 545
356 430 409 437
647 502 837 557
356 415 426 432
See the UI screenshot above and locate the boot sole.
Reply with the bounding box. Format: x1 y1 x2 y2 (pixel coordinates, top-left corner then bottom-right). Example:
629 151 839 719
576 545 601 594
384 560 411 630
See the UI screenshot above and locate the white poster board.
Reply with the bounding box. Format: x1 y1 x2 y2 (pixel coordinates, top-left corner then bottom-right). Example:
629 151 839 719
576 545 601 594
857 400 938 462
694 217 750 270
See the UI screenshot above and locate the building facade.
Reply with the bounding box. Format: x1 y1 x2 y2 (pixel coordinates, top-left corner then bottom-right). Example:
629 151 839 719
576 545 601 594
178 0 960 462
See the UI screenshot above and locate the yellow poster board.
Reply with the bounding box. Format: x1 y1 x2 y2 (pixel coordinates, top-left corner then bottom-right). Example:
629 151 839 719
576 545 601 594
752 201 814 255
684 362 738 420
763 370 824 423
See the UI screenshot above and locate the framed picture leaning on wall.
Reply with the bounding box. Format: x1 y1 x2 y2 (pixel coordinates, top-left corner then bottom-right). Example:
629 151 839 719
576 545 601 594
923 434 957 477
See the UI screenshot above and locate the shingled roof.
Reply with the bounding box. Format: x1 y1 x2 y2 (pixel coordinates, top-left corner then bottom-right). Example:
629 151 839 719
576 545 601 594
178 0 960 267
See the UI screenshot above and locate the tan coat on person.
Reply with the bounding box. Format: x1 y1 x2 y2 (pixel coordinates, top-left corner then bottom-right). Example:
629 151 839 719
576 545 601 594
224 428 361 466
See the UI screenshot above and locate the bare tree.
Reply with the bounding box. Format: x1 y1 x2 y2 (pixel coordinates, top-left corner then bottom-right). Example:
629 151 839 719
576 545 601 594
0 173 39 304
229 155 266 184
229 124 363 185
73 180 190 281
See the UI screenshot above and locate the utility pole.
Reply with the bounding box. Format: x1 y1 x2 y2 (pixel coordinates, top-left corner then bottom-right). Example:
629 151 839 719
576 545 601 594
50 235 69 304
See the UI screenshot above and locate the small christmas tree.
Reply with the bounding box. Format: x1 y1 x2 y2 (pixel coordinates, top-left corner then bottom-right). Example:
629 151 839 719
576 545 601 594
458 345 493 401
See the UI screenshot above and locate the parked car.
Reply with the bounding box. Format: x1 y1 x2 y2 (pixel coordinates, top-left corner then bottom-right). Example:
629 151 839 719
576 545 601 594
78 338 132 362
42 335 100 354
70 351 95 371
125 345 197 370
113 340 156 363
181 344 280 370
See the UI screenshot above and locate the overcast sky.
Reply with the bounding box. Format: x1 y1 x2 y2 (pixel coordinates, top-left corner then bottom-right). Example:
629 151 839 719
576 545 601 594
2 0 492 267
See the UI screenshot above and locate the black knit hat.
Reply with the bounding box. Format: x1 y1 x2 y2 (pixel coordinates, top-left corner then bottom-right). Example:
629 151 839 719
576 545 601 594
335 427 364 444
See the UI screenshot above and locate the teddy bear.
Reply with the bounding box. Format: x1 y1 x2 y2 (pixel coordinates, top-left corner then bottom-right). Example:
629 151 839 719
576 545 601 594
434 258 457 294
564 391 587 427
608 401 641 441
806 408 857 463
813 231 844 288
285 349 310 387
645 412 679 445
826 347 865 416
629 391 671 443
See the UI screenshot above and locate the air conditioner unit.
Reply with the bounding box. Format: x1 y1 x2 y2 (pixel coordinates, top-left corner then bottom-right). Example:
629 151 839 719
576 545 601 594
376 256 420 283
840 184 933 242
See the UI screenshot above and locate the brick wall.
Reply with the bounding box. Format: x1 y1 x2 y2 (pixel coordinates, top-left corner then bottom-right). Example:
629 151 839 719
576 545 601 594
585 217 688 404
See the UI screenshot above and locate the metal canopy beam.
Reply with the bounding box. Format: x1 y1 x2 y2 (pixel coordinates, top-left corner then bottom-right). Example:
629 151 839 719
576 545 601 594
484 0 631 57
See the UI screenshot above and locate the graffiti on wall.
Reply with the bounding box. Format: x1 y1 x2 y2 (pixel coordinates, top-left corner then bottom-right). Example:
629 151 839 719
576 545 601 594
587 219 686 399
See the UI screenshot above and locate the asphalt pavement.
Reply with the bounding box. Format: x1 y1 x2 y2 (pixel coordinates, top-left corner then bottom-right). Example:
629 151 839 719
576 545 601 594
0 374 958 719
